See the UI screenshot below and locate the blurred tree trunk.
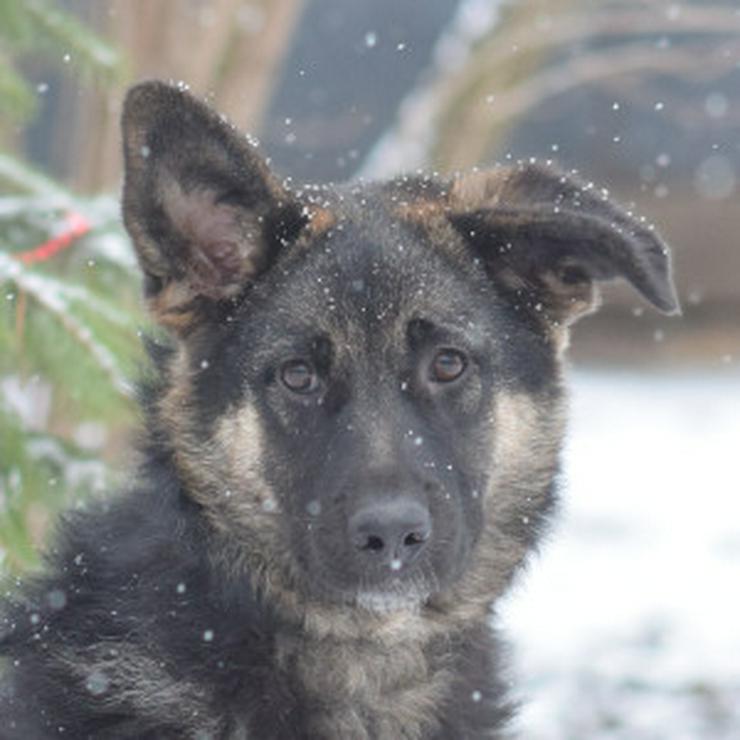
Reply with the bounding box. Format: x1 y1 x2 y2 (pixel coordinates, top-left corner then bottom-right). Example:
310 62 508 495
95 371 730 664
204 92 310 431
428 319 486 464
67 0 303 192
430 0 578 171
420 0 740 171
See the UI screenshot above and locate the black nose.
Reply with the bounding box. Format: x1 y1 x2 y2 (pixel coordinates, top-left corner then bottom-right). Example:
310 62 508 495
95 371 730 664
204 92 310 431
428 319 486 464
348 497 431 569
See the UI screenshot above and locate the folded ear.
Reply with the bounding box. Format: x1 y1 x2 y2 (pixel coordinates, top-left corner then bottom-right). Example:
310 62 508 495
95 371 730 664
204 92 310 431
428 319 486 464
122 81 306 334
448 163 679 325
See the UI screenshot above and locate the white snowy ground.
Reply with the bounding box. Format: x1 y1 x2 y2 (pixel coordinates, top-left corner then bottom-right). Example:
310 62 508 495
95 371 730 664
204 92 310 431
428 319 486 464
500 369 740 739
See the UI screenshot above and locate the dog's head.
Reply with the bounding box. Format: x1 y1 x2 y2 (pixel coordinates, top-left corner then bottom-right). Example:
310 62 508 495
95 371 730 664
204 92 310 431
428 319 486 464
122 82 677 617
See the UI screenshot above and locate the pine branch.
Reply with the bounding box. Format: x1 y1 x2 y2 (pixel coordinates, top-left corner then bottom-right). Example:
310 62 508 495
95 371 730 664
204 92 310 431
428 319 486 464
0 403 113 573
18 0 122 78
0 152 73 199
0 0 33 49
0 54 36 123
0 0 124 131
0 252 134 398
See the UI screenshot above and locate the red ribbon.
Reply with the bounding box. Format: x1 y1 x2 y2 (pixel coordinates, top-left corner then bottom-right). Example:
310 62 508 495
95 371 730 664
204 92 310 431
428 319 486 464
17 211 91 265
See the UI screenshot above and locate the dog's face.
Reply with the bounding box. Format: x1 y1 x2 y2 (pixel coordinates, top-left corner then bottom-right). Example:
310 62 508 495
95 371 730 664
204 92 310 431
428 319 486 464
220 225 493 607
122 83 677 613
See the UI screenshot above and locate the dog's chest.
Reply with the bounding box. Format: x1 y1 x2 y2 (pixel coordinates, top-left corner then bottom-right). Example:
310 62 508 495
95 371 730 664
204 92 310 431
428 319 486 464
261 628 453 740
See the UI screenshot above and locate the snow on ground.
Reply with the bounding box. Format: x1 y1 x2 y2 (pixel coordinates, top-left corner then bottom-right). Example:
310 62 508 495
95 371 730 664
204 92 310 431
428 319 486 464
500 368 740 739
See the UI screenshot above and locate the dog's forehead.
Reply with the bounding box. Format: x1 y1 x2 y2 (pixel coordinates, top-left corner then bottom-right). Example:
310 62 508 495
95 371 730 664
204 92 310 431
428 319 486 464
255 187 494 346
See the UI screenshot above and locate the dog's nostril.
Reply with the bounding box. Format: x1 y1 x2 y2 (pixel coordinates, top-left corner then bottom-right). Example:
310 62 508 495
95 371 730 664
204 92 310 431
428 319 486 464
403 531 427 547
358 531 425 552
363 535 385 552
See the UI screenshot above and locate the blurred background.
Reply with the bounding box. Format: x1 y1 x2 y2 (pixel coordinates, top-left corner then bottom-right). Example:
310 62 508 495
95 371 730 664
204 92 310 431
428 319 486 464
1 1 738 737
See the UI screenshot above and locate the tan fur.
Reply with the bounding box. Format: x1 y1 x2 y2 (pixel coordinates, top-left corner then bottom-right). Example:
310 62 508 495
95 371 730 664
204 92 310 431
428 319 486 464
450 168 509 208
213 407 278 513
158 354 286 574
540 269 600 322
488 391 563 487
146 280 198 332
394 199 445 224
276 629 453 740
157 345 196 455
305 206 337 237
434 389 565 617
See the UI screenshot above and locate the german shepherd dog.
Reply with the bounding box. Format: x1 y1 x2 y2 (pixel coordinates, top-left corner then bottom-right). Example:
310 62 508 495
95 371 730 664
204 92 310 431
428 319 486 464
0 82 677 739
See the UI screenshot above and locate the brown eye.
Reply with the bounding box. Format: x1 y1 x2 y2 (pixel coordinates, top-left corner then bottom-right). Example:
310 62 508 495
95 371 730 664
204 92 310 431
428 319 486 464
281 360 318 393
430 349 467 383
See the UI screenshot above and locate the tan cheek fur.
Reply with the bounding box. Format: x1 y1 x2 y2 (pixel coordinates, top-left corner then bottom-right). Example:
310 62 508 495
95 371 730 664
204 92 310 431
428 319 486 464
488 392 562 484
157 350 284 564
213 406 276 511
437 390 565 616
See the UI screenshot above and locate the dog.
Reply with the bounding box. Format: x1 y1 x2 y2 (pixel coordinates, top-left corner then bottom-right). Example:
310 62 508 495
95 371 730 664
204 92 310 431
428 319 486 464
0 81 677 739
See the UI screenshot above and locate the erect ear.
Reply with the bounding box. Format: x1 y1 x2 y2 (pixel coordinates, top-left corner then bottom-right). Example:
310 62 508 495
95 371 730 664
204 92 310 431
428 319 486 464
121 81 306 334
447 163 679 325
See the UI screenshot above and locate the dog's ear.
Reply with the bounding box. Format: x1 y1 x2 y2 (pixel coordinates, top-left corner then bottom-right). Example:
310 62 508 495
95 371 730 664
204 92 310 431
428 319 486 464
121 81 306 334
448 164 679 324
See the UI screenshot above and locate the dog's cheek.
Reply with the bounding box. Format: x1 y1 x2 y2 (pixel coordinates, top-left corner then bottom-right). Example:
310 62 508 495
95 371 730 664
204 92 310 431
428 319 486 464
212 406 277 507
458 431 494 565
165 395 286 549
485 389 564 544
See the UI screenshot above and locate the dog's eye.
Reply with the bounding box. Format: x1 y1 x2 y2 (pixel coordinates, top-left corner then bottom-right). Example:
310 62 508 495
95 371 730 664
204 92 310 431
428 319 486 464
281 360 318 394
430 349 467 383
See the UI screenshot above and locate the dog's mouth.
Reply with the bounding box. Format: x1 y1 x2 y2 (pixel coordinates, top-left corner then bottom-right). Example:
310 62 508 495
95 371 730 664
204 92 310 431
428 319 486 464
354 588 429 614
296 490 471 609
311 562 439 614
354 576 433 614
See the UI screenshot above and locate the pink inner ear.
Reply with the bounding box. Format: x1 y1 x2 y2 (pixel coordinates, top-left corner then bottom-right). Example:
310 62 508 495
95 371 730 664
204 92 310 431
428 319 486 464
187 237 242 296
162 181 261 297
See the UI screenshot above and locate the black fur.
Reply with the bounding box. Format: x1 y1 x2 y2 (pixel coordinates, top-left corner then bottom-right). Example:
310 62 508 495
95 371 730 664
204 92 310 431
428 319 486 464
0 82 677 739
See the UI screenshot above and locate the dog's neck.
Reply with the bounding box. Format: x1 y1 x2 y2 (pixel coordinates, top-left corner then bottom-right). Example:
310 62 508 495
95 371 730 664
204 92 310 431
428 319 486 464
272 606 459 740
